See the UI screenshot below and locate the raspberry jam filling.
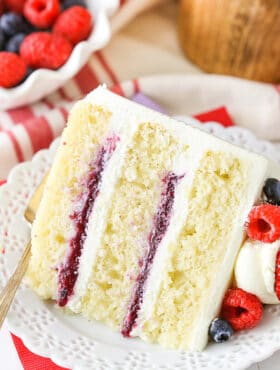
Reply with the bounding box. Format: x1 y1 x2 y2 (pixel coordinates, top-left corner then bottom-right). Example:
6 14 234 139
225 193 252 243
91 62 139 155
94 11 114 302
121 172 184 337
57 134 119 307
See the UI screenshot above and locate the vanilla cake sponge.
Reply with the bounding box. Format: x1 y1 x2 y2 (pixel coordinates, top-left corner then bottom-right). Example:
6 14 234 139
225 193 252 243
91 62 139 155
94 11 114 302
26 86 278 350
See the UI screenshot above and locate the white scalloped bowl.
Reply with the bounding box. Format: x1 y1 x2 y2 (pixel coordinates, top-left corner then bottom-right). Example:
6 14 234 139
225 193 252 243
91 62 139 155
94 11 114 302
0 0 119 110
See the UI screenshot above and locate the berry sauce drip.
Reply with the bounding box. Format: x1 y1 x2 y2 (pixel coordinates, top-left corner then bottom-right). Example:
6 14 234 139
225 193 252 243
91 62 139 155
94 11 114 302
274 248 280 300
121 172 184 337
57 134 119 307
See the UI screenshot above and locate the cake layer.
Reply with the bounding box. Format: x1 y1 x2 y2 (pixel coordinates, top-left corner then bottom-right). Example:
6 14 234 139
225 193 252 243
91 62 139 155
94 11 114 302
135 151 249 349
132 143 269 350
57 134 120 306
80 122 188 329
121 172 184 337
26 101 115 299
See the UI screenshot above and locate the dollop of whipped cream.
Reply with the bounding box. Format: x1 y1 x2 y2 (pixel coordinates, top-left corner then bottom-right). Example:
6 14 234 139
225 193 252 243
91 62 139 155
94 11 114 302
234 239 280 304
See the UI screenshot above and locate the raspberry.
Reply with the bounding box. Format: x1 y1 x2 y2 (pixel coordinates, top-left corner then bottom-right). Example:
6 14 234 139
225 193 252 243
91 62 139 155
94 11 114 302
246 204 280 243
0 52 27 87
274 249 280 300
221 288 263 331
53 6 92 45
20 32 73 69
24 0 60 28
4 0 25 14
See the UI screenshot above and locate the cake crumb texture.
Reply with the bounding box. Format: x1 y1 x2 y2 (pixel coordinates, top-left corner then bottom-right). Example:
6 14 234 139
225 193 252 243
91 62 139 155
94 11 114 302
141 151 248 349
81 122 188 329
26 101 112 299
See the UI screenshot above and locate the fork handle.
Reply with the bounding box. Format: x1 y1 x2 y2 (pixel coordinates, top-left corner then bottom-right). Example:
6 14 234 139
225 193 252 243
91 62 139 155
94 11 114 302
0 241 31 329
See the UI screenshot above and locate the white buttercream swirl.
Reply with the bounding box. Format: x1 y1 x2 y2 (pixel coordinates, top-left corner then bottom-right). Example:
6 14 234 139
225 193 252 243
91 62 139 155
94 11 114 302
234 239 280 304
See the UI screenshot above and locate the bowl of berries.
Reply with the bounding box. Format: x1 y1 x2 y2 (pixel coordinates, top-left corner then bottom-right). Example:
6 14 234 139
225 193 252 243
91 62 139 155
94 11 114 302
0 0 119 109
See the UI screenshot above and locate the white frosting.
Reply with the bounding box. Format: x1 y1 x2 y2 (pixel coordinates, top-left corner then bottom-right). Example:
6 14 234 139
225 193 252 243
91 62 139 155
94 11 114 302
235 239 280 304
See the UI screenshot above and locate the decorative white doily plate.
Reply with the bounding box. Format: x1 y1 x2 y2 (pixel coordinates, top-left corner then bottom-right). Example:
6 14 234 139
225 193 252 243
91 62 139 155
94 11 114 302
1 121 280 370
0 0 119 110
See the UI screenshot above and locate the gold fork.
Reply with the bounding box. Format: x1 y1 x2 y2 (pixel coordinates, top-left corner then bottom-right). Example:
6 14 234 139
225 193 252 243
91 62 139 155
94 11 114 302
0 176 47 328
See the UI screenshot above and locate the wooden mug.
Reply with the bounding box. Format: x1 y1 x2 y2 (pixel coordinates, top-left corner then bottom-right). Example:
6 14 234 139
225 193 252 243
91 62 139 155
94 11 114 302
178 0 280 83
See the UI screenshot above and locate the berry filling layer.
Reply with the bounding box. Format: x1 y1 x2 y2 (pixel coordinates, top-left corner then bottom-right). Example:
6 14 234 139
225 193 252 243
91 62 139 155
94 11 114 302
121 172 183 337
57 134 119 306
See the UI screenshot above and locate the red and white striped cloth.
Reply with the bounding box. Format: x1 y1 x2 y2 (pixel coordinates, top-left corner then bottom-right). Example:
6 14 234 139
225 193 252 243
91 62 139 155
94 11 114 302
1 1 280 368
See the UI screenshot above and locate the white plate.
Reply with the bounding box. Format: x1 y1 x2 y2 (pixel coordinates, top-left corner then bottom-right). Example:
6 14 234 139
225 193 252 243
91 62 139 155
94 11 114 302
0 0 119 110
1 105 280 370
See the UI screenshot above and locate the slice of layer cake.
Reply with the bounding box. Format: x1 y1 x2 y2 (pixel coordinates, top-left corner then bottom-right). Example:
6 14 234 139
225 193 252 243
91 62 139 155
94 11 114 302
26 86 280 350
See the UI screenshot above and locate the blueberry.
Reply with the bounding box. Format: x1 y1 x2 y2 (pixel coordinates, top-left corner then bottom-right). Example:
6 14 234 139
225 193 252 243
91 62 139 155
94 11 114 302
62 0 87 10
263 178 280 205
0 29 5 51
5 33 25 53
0 13 29 37
209 318 233 343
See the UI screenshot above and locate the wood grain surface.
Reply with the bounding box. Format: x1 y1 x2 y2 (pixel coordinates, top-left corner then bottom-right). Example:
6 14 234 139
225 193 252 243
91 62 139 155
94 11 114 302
178 0 280 82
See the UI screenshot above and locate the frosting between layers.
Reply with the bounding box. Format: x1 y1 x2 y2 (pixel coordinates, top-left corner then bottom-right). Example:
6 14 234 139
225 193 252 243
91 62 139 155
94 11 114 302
57 134 120 307
131 146 205 340
66 105 141 312
121 172 184 336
